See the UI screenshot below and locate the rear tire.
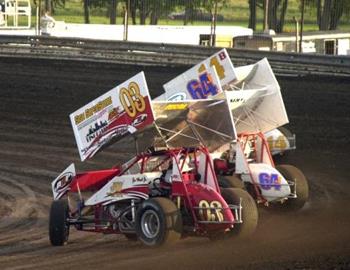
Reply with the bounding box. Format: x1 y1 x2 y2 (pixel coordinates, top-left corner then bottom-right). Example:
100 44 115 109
49 200 70 246
221 188 258 238
273 164 309 211
135 197 182 247
218 175 244 189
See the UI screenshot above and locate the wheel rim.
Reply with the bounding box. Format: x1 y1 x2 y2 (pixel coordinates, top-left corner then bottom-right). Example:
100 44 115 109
141 209 160 239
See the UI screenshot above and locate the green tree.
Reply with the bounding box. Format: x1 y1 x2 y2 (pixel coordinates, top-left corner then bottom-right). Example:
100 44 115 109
130 0 137 24
306 0 350 30
87 0 119 24
83 0 90 24
109 0 118 24
248 0 257 30
128 0 176 25
248 0 289 33
182 0 202 25
44 0 65 14
268 0 288 32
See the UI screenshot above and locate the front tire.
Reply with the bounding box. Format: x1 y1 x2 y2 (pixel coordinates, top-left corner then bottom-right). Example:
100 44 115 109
49 200 70 246
135 197 182 247
273 164 309 211
221 188 258 238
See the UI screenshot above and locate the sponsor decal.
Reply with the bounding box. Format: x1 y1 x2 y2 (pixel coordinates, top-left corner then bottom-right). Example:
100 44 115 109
53 172 74 194
258 173 282 190
108 106 121 122
132 176 147 183
164 103 188 111
230 98 245 103
81 124 134 159
107 181 123 197
132 113 147 127
168 92 186 101
85 120 108 143
74 96 113 125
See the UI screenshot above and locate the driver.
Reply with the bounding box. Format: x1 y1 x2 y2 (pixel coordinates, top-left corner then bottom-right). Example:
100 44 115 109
162 163 173 184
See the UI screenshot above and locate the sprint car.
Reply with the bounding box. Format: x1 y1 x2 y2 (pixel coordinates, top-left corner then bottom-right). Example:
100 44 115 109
213 132 308 210
156 49 308 211
49 71 258 247
50 146 258 246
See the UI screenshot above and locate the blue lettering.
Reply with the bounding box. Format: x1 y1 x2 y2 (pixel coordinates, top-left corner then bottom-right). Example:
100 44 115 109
199 73 218 97
259 173 270 190
259 173 281 190
187 80 204 99
186 73 219 100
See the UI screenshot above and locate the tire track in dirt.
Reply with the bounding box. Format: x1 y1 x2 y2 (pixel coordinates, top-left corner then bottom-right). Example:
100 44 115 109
0 174 46 253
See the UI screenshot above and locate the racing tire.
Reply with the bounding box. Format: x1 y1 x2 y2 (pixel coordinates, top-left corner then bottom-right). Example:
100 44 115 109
221 188 258 238
218 175 244 189
273 164 309 211
135 197 182 247
49 200 70 246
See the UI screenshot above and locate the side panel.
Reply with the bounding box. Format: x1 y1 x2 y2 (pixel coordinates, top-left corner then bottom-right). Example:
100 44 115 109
186 183 234 228
70 169 121 192
247 163 291 202
84 172 162 206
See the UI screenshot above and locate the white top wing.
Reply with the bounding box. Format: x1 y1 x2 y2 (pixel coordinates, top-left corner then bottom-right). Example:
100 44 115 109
225 58 289 133
162 48 235 100
159 55 288 135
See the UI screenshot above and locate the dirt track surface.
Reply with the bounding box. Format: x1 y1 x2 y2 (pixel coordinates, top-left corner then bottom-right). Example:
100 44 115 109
0 57 350 269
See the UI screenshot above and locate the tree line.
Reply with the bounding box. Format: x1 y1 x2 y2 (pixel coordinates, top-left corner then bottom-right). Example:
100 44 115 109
43 0 350 32
249 0 350 32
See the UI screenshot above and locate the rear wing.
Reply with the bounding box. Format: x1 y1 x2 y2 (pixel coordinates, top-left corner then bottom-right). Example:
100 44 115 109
70 72 155 161
226 58 288 133
70 71 237 162
157 50 288 135
69 56 287 161
160 48 235 101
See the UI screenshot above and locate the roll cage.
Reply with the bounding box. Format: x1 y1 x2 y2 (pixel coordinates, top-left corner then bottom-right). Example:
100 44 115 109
119 146 220 193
